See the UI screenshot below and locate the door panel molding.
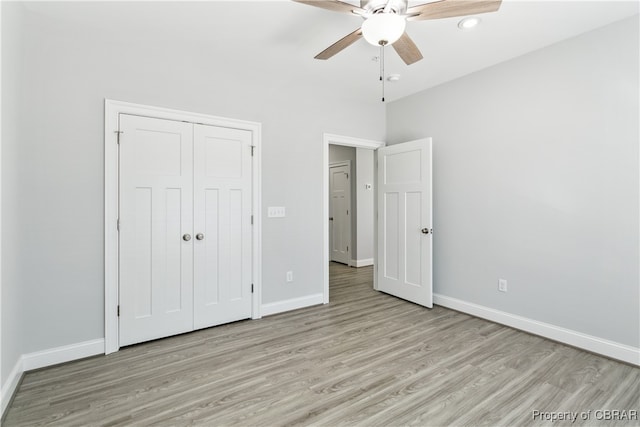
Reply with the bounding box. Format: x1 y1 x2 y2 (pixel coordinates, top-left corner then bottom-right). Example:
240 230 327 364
105 99 262 354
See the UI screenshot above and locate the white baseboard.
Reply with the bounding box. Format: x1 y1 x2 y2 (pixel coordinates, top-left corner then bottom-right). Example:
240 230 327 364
1 356 24 417
22 339 105 371
434 294 640 366
261 293 324 317
352 258 374 267
1 338 105 418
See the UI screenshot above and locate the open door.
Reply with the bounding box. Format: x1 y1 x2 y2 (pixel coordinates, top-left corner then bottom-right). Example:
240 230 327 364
376 138 433 307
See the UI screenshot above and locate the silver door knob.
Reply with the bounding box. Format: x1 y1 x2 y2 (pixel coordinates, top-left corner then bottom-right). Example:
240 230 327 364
421 228 430 234
183 234 191 241
196 233 204 241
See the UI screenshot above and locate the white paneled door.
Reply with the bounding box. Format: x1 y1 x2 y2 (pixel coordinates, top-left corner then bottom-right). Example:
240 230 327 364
193 124 252 329
119 114 252 346
377 139 433 308
329 163 351 265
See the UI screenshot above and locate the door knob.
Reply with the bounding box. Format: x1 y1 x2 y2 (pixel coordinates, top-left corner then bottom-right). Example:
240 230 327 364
183 234 191 241
421 228 430 234
196 233 204 241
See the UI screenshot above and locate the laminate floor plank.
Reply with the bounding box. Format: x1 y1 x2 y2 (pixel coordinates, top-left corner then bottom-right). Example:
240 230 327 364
4 263 639 426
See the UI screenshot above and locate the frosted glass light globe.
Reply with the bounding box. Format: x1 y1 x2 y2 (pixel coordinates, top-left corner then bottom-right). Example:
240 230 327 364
362 13 406 46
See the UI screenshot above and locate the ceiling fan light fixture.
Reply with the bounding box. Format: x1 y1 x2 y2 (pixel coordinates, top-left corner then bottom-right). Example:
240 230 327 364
458 17 481 30
362 13 406 46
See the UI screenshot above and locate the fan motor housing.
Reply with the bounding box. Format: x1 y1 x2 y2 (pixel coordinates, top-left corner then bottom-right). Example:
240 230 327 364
363 0 408 15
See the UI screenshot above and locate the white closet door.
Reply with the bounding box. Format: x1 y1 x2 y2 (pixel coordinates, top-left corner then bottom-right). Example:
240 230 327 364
119 115 194 346
193 124 253 329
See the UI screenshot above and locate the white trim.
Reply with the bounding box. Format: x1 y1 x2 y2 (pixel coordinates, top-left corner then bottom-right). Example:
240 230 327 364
261 293 324 317
1 357 23 417
0 3 4 416
22 339 105 371
434 294 640 366
1 339 105 417
352 258 374 267
104 99 262 354
323 133 384 305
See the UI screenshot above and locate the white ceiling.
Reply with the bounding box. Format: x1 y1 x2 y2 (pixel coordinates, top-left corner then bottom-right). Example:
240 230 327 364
24 1 639 103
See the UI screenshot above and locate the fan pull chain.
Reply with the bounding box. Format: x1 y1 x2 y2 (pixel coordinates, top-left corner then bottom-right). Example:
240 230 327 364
380 44 385 102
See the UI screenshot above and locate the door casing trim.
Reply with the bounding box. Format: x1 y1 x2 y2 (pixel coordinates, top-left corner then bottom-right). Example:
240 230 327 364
104 99 262 354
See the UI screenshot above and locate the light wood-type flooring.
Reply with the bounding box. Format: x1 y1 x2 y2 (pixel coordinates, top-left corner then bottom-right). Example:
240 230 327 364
4 263 639 426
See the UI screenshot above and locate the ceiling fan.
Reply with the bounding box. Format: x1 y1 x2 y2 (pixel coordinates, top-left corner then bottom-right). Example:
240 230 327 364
293 0 502 65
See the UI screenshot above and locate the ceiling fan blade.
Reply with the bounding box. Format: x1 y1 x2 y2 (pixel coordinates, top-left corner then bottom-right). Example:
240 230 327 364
315 28 364 60
293 0 365 15
406 0 501 21
392 32 423 65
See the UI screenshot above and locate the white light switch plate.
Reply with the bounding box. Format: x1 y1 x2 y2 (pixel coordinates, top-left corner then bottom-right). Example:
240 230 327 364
268 207 286 218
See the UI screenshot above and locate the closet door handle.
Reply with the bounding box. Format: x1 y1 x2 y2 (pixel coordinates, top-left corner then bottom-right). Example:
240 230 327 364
183 234 191 241
196 233 205 241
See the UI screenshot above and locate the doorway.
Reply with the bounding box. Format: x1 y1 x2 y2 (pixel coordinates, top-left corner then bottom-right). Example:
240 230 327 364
322 134 384 304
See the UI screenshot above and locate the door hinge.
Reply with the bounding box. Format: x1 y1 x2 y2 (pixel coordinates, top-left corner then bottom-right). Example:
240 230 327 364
251 284 254 293
117 305 120 317
347 245 349 252
114 130 123 144
117 218 120 231
251 215 254 225
250 146 255 156
346 209 349 215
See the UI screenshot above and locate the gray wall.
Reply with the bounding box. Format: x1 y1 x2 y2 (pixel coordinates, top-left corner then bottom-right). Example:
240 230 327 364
387 17 639 347
2 2 384 359
1 2 25 386
355 148 374 262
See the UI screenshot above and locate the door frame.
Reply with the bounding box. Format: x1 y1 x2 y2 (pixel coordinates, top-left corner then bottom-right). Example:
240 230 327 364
322 133 384 304
329 160 352 266
104 99 262 354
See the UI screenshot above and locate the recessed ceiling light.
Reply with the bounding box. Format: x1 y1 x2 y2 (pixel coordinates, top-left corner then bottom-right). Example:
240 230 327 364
458 17 481 30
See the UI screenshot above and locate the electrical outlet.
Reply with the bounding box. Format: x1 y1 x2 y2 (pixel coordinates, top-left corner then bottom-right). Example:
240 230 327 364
286 271 293 282
498 279 508 293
